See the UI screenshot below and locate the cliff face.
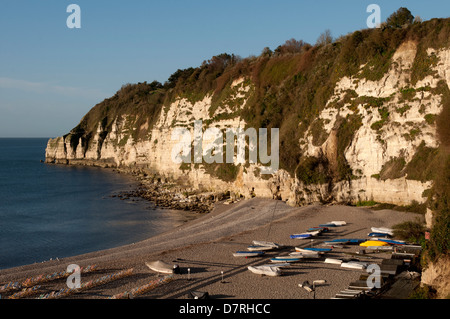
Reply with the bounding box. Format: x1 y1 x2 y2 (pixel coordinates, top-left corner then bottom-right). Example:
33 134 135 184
45 20 450 207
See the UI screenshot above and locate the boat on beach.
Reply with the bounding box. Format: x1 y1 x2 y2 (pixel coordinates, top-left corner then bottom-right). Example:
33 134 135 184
270 256 302 263
290 231 320 239
360 240 390 247
295 247 332 254
145 261 176 274
247 245 276 251
290 233 312 239
233 251 265 257
368 232 392 238
324 258 343 265
323 239 352 245
371 227 394 236
341 261 368 270
252 240 282 249
259 262 291 268
330 221 347 226
248 266 282 277
289 251 320 259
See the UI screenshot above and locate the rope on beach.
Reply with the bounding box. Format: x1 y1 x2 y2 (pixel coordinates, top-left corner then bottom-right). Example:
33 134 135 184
0 264 99 294
109 275 174 299
36 268 134 299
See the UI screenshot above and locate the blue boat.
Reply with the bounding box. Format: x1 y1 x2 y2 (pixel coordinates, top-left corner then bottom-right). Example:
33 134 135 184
368 232 392 238
270 256 301 263
290 233 312 239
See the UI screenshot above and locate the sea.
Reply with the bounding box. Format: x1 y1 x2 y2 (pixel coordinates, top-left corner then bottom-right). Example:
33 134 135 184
0 138 190 270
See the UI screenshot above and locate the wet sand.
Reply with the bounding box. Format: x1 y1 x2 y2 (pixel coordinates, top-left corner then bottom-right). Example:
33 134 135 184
0 198 422 299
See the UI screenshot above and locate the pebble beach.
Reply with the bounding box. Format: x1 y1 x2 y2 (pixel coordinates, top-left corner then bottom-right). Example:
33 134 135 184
0 198 423 300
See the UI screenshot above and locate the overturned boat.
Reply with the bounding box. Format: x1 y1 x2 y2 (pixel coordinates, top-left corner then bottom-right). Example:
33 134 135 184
248 265 282 277
145 261 179 274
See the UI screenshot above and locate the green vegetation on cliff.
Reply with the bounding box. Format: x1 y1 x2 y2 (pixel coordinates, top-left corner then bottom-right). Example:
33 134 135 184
70 15 449 180
62 10 449 262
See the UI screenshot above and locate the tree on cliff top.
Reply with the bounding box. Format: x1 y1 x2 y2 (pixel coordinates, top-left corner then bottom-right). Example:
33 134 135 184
386 7 414 28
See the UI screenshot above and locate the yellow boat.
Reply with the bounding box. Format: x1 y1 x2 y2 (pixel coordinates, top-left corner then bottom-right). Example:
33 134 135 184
360 240 390 247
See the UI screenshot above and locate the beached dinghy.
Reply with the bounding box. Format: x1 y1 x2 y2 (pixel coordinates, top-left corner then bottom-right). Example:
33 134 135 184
360 240 390 247
270 256 302 263
145 261 176 274
248 266 282 277
330 221 347 226
290 231 320 239
289 251 320 259
233 251 265 257
371 227 394 236
324 258 343 265
323 239 352 245
290 233 312 239
341 261 368 270
296 247 332 253
252 241 282 249
247 245 276 251
260 263 291 268
368 232 392 238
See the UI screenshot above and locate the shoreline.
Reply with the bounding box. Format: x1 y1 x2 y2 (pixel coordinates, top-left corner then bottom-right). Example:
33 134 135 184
0 197 423 299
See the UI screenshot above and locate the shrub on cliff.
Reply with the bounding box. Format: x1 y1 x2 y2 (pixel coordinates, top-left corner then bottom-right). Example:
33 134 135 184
386 7 414 28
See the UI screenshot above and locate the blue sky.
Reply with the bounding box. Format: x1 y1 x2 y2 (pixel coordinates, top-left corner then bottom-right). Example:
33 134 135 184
1 1 449 137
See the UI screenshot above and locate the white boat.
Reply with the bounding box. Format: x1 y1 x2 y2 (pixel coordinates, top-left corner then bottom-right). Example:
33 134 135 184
341 261 368 270
270 256 301 263
324 258 343 265
233 251 265 257
145 261 175 274
371 227 394 236
248 266 282 277
328 221 347 226
295 247 332 254
247 245 275 251
289 251 320 259
252 241 282 249
259 263 291 268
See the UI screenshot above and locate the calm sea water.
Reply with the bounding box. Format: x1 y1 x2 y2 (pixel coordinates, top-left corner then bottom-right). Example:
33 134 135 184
0 138 185 270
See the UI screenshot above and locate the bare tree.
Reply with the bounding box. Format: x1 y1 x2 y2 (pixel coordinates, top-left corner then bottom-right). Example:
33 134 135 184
316 29 333 46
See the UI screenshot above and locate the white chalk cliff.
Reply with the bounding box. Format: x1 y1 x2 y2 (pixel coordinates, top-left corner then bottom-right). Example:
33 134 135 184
46 40 450 207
